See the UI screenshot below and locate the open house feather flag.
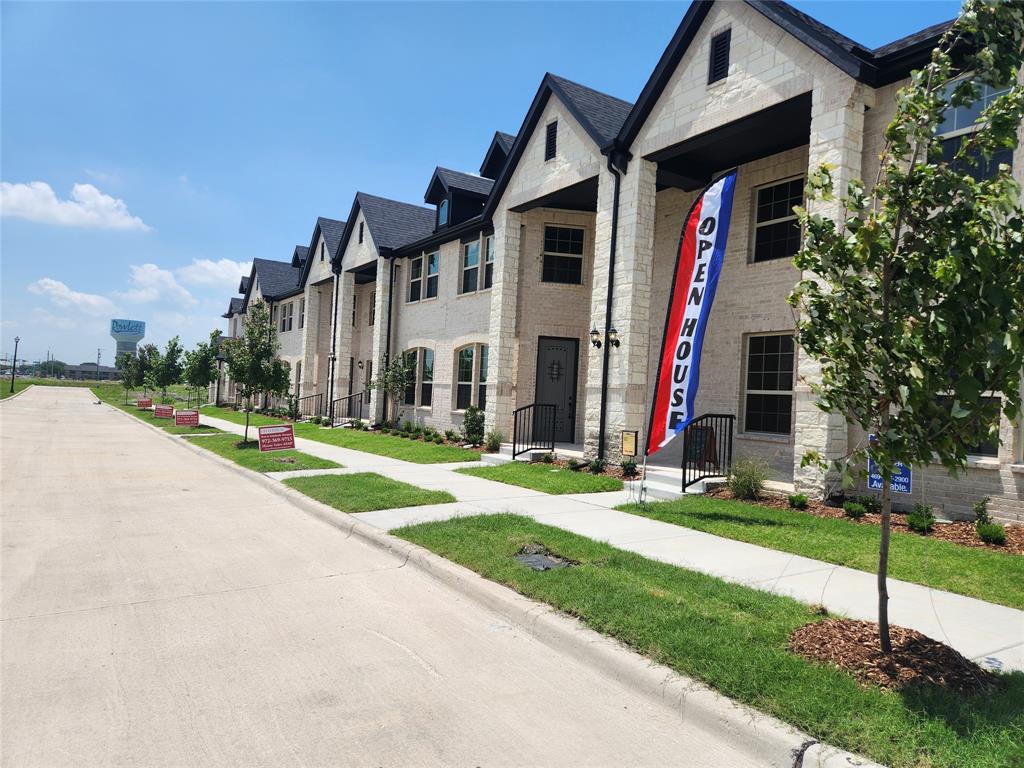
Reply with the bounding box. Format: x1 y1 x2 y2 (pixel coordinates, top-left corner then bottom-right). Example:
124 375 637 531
646 170 737 456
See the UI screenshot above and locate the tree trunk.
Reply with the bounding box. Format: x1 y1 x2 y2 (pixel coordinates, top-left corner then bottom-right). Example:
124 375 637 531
244 409 250 444
878 476 893 653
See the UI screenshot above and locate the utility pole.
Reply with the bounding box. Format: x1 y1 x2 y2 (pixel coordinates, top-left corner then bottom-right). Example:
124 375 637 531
96 348 102 382
9 337 19 394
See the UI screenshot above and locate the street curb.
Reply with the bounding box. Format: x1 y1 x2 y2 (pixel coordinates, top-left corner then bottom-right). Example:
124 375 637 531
0 383 34 403
103 402 884 768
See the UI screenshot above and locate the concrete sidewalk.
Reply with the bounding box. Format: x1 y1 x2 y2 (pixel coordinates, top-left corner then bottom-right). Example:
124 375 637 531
201 411 1024 673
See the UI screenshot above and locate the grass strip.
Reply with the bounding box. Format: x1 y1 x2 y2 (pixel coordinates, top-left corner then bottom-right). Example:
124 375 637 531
284 472 455 513
395 514 1023 768
190 434 340 473
458 461 622 494
616 496 1024 609
93 386 223 435
201 405 480 463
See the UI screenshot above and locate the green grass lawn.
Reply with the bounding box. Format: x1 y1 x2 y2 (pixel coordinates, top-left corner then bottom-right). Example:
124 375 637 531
284 472 455 513
395 514 1023 768
616 496 1024 609
457 462 623 494
189 434 340 473
200 405 480 463
93 386 223 435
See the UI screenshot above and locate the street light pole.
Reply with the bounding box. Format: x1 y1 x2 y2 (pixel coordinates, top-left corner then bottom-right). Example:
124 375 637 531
96 348 101 382
9 336 19 394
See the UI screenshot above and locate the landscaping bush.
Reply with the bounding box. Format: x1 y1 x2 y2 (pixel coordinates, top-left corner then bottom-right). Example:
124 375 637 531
856 494 882 514
589 458 607 474
976 522 1007 546
541 452 555 464
620 459 638 478
444 429 460 442
403 420 412 433
727 457 769 500
484 430 503 453
973 496 992 526
462 405 485 444
566 458 582 471
433 436 444 444
907 504 936 534
788 493 809 510
843 502 867 519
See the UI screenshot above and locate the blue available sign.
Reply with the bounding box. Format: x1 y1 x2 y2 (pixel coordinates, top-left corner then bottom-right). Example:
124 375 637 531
867 434 912 494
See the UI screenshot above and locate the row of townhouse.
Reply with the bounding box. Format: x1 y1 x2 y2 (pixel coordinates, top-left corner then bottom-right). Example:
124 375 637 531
217 0 1024 522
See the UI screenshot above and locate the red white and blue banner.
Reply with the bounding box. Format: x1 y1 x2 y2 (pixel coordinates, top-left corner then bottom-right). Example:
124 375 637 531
646 170 737 456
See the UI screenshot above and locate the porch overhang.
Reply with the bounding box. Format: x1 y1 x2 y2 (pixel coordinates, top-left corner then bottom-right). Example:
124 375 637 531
650 93 812 191
348 260 377 285
509 176 599 214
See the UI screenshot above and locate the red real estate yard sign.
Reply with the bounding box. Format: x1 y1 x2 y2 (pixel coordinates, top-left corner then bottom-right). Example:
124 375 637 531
136 398 153 409
175 410 199 427
258 424 295 452
154 405 174 419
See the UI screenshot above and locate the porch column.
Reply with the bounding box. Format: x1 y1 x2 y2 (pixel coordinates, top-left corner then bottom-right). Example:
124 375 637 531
367 256 392 424
485 207 523 439
299 284 319 395
793 76 870 495
332 271 355 412
584 158 658 461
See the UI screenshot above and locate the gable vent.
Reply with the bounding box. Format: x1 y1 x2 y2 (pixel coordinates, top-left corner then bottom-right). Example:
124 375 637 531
545 121 558 161
708 29 731 84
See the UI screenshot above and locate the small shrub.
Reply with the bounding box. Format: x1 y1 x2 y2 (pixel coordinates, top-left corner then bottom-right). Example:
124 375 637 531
907 504 936 534
541 452 555 464
411 425 422 437
843 502 866 519
444 429 460 442
403 420 412 433
620 459 638 478
973 496 992 526
856 494 882 514
727 457 769 500
566 458 583 471
433 436 444 444
788 493 809 510
380 427 390 434
462 405 485 444
976 522 1006 546
484 430 503 453
589 458 607 474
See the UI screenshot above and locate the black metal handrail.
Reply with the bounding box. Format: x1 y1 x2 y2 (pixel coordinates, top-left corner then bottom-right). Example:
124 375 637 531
681 413 735 490
512 403 556 458
296 392 325 419
331 391 363 427
185 388 205 410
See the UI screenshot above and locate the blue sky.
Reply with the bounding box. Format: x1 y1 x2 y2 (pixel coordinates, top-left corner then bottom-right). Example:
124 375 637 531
1 0 960 366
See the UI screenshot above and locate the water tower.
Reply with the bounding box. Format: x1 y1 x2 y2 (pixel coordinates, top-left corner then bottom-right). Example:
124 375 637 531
110 319 146 363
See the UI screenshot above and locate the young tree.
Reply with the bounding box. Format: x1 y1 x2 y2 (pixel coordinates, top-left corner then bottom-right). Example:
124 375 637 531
150 336 184 398
368 352 415 425
136 343 160 396
182 331 221 405
789 0 1023 653
219 300 291 442
116 352 141 404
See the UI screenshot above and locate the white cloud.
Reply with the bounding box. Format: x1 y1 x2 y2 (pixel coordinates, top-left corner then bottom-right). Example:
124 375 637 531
0 181 150 231
115 263 196 306
30 308 77 331
28 277 118 317
176 258 252 288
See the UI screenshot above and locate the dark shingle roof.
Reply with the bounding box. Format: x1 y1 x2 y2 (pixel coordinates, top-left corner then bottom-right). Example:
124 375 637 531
238 275 250 294
317 216 346 258
252 258 302 300
495 131 515 152
291 245 308 267
548 74 634 146
873 18 954 57
222 297 244 318
437 167 494 197
356 192 435 250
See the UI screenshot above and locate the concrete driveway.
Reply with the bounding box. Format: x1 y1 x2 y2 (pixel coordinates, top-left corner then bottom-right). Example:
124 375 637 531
1 386 764 768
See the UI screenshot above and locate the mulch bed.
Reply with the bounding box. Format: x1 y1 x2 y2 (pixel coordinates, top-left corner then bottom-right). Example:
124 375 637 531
790 618 997 695
543 455 644 482
706 487 1023 555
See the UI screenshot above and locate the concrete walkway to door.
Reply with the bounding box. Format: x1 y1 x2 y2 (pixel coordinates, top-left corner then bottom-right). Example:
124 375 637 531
197 410 1024 674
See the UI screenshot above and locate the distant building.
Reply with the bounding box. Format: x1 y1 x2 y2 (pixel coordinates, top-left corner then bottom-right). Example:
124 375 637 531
65 363 120 381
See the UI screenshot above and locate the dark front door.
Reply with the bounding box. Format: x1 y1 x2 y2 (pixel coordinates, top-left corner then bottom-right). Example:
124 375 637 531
535 336 578 443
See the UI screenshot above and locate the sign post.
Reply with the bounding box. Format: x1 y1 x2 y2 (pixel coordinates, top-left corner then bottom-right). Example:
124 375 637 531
258 424 295 452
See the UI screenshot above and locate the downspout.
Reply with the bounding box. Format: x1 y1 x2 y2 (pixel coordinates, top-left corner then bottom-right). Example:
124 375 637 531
596 151 624 461
327 269 340 422
382 250 397 424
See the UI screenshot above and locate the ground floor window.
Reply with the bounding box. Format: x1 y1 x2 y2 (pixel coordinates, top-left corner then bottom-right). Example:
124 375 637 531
744 333 794 434
455 343 488 410
403 348 434 408
403 349 418 405
937 394 1001 457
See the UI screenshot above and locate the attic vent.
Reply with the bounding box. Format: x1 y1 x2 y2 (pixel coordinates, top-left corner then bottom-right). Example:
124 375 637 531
708 29 731 84
545 121 558 161
358 222 364 244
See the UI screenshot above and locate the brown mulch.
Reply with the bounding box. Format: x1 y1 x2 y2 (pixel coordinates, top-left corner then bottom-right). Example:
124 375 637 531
789 618 997 695
706 487 1024 555
542 456 644 482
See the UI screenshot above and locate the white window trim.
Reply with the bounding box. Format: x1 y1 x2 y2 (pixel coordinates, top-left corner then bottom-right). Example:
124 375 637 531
740 332 795 437
424 252 439 300
452 343 488 412
540 224 586 286
749 174 804 265
407 255 423 303
298 298 305 329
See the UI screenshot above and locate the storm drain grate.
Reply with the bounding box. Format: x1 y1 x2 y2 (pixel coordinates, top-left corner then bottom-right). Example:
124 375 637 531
515 544 576 571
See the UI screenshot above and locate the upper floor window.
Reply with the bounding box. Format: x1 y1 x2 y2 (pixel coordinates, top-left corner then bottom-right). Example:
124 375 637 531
708 29 731 84
545 121 557 161
753 178 803 263
408 253 438 302
461 241 480 293
368 291 375 326
298 298 305 329
279 302 294 333
744 333 794 435
358 222 364 244
939 79 1014 181
438 199 450 227
483 235 495 289
351 292 357 327
541 225 584 284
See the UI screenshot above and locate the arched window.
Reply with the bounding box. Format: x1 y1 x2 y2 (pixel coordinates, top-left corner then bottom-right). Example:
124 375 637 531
402 348 434 408
438 199 449 227
455 343 489 410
